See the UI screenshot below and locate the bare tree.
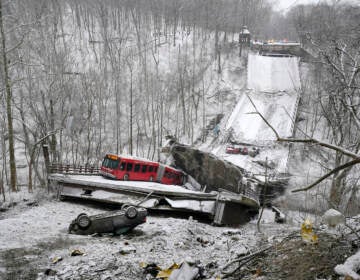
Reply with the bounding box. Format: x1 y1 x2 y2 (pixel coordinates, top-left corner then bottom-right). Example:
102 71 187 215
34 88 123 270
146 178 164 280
0 0 17 191
288 3 360 208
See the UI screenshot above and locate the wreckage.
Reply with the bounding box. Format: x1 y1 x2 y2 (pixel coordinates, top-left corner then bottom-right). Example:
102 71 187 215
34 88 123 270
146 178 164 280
68 205 147 235
48 140 274 225
50 173 259 225
170 143 253 194
167 142 287 204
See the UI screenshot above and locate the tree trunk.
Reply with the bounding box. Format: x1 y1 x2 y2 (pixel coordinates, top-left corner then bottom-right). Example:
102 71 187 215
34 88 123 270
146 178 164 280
28 148 36 193
127 60 133 155
49 99 57 163
215 24 221 74
0 0 17 192
42 144 50 191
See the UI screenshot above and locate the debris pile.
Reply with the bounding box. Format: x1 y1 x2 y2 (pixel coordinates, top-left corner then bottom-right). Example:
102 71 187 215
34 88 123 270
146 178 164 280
222 232 357 279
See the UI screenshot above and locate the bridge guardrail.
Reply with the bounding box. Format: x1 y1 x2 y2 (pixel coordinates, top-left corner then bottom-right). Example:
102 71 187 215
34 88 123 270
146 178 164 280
50 164 100 175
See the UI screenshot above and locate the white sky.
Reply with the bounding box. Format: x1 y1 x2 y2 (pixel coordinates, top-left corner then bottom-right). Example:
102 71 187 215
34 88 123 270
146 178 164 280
274 0 321 12
274 0 359 13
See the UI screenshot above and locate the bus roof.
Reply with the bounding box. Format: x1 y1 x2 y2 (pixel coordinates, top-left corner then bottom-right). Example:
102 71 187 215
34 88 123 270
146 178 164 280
105 153 158 164
104 153 184 173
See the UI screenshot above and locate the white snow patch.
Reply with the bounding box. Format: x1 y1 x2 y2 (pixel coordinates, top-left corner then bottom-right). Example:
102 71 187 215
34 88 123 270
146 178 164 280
335 250 360 279
247 54 301 92
225 91 298 141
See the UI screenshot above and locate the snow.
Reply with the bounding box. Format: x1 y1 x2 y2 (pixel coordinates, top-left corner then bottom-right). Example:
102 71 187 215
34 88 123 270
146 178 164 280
208 53 301 174
216 144 290 174
164 198 215 214
225 91 298 141
50 174 216 197
322 209 345 227
247 54 301 92
335 250 360 279
0 198 296 279
223 53 300 143
0 5 358 278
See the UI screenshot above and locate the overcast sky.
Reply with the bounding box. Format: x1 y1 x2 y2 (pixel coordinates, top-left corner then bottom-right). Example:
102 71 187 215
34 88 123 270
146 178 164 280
274 0 320 12
274 0 359 13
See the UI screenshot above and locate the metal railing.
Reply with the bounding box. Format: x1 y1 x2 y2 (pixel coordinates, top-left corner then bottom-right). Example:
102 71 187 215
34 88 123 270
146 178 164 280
50 164 100 175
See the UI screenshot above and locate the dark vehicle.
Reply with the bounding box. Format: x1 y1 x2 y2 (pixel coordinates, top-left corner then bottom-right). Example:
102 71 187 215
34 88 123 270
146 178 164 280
68 205 147 235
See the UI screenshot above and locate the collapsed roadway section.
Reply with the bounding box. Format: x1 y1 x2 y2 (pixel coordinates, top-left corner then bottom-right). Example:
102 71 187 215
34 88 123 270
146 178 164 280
49 173 259 225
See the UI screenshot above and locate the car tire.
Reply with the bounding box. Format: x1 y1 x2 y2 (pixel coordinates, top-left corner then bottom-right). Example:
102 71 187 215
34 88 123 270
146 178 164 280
125 206 138 219
77 213 87 219
77 214 91 229
123 174 129 181
121 204 129 210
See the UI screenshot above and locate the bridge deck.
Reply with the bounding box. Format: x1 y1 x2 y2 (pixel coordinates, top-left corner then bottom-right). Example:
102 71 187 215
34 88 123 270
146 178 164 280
49 174 260 224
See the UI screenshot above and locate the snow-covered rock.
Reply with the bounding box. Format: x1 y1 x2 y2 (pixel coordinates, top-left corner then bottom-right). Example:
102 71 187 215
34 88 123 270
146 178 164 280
335 250 360 280
322 209 345 227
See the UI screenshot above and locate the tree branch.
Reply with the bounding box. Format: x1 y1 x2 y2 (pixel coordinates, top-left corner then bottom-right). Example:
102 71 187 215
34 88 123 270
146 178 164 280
247 93 360 159
276 137 359 159
247 94 360 193
246 93 280 139
292 158 360 193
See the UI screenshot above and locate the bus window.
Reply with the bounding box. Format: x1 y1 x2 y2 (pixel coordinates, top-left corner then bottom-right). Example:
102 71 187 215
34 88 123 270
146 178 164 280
154 166 158 173
141 165 147 173
126 163 133 171
103 157 119 169
149 166 154 172
102 158 108 167
134 164 140 172
120 162 126 170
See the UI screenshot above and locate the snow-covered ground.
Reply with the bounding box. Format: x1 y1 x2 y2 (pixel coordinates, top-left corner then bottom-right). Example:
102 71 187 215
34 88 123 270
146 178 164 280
0 197 295 280
2 195 358 279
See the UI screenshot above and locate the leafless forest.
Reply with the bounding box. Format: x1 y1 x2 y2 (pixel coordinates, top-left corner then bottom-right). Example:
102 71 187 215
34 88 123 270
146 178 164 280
0 0 359 213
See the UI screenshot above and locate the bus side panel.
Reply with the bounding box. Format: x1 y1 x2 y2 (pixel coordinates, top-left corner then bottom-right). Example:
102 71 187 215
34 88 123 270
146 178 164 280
133 162 157 181
117 160 159 182
115 159 128 180
160 167 181 185
148 164 159 181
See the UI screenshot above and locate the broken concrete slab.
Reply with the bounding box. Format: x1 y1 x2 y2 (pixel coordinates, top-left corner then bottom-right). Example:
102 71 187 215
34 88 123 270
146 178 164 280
170 144 250 194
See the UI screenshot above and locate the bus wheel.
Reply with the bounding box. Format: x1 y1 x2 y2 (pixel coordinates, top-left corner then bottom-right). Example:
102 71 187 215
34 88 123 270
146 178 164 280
149 176 154 182
123 174 129 181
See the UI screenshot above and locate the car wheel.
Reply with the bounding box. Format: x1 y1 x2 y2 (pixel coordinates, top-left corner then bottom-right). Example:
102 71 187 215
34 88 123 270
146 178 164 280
77 213 87 219
77 214 91 229
121 204 129 210
123 174 129 181
149 176 154 182
125 206 138 219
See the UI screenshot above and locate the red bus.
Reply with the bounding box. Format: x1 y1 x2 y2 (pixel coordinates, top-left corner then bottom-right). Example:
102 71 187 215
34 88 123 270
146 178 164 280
100 154 185 185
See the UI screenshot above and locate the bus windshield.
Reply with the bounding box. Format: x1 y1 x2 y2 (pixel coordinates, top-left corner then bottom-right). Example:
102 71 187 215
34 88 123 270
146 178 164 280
102 157 119 169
